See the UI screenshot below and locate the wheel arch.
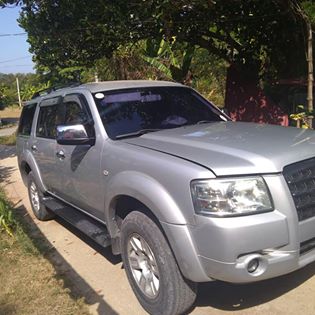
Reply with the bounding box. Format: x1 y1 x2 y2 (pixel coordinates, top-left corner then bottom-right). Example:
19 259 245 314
110 194 164 237
19 150 47 192
104 172 209 282
104 171 187 238
109 194 189 274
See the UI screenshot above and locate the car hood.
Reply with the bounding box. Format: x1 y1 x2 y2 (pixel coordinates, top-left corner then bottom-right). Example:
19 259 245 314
123 122 315 176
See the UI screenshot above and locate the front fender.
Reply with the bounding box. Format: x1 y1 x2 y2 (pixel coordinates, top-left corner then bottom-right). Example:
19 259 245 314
105 171 187 236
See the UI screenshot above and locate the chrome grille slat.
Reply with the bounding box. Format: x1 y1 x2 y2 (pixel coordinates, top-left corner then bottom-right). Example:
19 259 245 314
300 237 315 255
283 157 315 221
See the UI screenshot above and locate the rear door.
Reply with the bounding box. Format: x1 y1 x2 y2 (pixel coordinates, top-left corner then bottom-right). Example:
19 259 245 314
31 97 60 192
55 93 104 219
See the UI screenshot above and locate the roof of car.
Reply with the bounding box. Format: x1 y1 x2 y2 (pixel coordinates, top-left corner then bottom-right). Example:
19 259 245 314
79 80 183 93
25 80 184 105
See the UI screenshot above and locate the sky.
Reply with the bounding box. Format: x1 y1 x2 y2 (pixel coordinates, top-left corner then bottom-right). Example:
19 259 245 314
0 5 35 74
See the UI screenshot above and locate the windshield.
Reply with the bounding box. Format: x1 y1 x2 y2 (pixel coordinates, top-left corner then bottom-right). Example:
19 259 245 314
93 86 227 139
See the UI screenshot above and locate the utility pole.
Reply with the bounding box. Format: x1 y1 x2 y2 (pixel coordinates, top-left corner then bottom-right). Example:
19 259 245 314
16 77 22 108
307 22 313 127
290 1 314 127
94 71 99 82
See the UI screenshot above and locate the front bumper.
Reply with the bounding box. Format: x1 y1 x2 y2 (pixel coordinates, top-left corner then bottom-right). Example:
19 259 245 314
162 174 315 283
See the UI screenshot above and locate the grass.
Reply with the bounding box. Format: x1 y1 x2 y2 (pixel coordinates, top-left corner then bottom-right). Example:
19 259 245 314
0 191 15 236
0 133 16 146
0 188 91 315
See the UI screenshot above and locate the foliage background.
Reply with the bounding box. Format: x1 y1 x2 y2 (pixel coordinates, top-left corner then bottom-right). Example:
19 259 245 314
0 0 315 121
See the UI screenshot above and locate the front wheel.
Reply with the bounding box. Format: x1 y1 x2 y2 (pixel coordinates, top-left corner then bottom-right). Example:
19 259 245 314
121 211 197 315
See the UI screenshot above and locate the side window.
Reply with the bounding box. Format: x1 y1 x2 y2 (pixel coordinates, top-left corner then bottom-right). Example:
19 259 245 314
18 103 37 136
61 94 94 137
36 105 57 139
64 100 89 125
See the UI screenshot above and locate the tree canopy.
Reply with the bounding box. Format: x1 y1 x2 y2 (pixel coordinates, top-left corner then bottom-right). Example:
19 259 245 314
1 0 314 123
0 0 310 80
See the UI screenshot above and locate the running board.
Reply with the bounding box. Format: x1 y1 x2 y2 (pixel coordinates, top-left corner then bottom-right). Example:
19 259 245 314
43 197 111 248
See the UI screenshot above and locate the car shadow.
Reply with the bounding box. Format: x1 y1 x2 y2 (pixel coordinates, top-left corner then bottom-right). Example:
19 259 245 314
12 202 119 315
0 145 17 160
54 216 121 265
190 259 315 313
0 165 16 183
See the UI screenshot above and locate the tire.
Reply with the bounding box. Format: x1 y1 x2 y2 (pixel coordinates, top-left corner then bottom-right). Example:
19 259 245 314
121 211 197 315
27 172 54 221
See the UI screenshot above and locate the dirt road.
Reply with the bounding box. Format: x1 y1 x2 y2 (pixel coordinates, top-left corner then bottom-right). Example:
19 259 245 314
0 126 17 137
1 145 315 315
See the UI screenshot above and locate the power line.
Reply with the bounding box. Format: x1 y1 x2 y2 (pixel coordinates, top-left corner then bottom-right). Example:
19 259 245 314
0 56 31 64
0 32 27 37
0 64 33 68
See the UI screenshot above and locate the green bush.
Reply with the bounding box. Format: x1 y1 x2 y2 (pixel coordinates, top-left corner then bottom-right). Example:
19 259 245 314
0 190 15 236
0 132 17 145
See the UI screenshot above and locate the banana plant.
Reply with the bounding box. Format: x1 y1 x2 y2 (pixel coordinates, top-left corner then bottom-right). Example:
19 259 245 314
290 105 314 129
142 37 195 83
20 82 51 101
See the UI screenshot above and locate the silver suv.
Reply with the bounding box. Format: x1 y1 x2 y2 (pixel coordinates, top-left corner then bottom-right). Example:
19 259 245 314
17 80 315 315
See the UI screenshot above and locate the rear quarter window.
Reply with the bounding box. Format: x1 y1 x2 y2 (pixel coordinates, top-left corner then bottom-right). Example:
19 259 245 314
18 103 37 136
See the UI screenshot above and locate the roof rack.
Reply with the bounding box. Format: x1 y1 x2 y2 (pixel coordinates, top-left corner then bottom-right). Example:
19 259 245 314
31 81 82 99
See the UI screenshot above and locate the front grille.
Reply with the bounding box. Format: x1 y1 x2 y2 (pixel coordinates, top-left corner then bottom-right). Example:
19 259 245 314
300 237 315 255
283 157 315 221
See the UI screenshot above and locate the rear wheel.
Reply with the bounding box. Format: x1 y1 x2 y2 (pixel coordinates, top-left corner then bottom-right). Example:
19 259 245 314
121 211 197 315
27 172 54 221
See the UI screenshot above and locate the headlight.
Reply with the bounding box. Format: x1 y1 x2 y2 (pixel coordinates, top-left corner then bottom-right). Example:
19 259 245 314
191 177 273 217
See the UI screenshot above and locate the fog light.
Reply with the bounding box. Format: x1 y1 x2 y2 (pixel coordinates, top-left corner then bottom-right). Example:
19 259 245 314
247 258 259 273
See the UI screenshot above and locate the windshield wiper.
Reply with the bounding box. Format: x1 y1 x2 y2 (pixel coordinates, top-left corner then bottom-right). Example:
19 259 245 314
196 120 213 124
183 120 213 127
115 128 162 140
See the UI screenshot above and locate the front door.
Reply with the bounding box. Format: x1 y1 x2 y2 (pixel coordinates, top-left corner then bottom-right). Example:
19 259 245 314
55 93 104 220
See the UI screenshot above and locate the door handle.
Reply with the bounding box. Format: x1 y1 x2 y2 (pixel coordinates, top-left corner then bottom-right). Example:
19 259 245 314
31 145 38 152
56 150 65 159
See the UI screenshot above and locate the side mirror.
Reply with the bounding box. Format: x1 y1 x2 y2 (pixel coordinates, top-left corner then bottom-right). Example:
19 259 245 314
56 124 95 145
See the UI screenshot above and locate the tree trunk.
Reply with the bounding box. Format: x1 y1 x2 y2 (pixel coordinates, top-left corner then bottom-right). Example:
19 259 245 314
225 63 288 126
307 22 313 127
